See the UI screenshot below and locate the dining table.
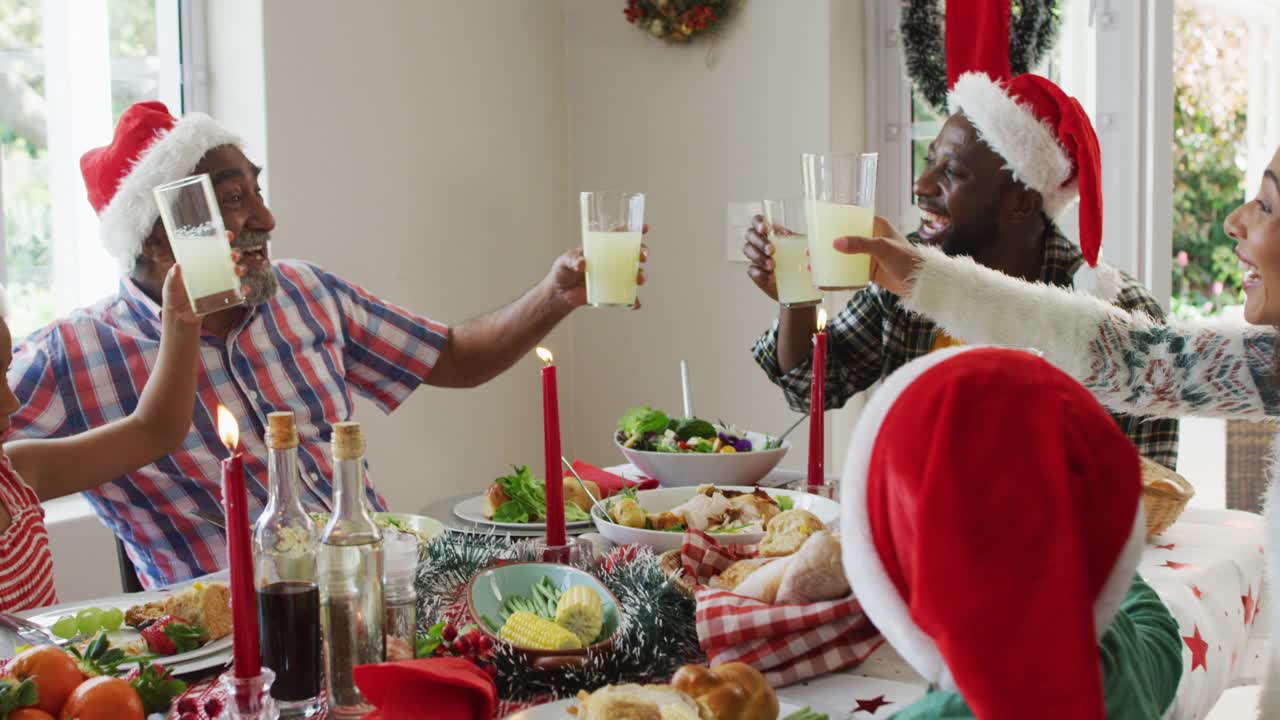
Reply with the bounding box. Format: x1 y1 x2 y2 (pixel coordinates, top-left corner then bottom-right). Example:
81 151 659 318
13 465 1261 719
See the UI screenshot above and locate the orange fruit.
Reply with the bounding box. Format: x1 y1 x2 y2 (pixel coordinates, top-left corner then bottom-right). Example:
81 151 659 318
58 676 143 720
5 646 84 714
10 708 57 720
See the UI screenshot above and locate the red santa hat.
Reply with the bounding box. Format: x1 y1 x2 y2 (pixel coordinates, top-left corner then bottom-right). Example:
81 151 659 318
948 72 1117 298
840 346 1145 720
79 101 240 271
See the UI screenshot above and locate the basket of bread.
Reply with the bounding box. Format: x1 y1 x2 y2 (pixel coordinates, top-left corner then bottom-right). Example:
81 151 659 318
661 509 883 686
1140 456 1194 540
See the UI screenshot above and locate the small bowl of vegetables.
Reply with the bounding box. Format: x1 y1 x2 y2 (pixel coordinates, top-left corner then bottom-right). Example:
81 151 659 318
614 406 790 487
468 562 622 670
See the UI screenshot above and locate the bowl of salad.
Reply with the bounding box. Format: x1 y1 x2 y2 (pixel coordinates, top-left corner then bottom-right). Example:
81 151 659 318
614 406 790 488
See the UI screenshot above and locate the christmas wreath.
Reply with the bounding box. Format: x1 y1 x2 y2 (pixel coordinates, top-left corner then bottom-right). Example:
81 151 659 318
901 0 1061 113
623 0 738 43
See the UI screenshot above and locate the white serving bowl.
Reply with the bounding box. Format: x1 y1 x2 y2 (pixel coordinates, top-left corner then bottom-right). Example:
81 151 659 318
590 485 839 554
616 431 789 488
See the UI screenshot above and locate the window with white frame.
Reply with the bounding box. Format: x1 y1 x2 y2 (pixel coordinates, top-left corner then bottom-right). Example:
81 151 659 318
0 0 205 339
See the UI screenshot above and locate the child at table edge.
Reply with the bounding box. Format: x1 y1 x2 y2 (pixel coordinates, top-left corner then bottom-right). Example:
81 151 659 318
841 347 1182 720
0 261 229 612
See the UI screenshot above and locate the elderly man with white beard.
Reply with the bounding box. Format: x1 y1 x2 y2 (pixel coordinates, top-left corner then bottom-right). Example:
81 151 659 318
7 101 647 588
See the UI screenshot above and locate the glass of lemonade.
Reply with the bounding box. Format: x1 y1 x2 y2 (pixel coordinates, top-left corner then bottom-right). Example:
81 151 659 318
153 174 245 315
802 153 878 290
762 198 821 308
580 191 645 308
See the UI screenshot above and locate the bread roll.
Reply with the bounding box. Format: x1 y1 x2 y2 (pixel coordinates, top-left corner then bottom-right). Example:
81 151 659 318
572 684 710 720
482 483 510 519
563 477 602 512
758 509 825 557
775 531 850 604
729 554 791 604
708 558 775 591
670 663 779 720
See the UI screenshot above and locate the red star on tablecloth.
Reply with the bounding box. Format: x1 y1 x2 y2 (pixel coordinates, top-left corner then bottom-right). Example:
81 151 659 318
1243 585 1257 625
853 695 893 714
1155 543 1175 550
1183 625 1209 672
1162 560 1197 570
1191 584 1202 599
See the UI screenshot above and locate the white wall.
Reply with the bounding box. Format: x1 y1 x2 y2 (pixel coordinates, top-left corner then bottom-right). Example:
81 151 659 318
194 0 870 517
219 1 572 512
561 0 867 471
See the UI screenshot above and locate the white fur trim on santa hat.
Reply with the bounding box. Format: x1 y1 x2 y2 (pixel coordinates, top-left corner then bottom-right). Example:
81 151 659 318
1072 259 1123 302
839 345 1146 691
948 72 1077 218
840 345 972 692
97 113 240 272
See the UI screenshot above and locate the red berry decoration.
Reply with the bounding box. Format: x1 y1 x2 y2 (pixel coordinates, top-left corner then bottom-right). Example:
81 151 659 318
478 635 494 653
176 697 198 714
484 663 498 679
205 697 225 716
442 624 458 642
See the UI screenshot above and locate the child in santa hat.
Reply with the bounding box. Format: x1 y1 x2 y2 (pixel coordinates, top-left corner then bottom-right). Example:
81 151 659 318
0 261 236 612
841 346 1182 719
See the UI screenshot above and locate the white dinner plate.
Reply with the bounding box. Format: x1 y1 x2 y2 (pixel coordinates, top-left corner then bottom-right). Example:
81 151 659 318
504 697 807 719
591 485 842 554
453 495 594 531
20 583 232 668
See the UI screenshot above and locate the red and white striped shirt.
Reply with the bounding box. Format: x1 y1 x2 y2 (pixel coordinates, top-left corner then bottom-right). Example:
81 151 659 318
0 455 58 612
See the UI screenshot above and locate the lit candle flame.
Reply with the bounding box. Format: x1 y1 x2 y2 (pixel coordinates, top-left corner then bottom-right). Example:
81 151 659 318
816 308 828 332
536 347 554 365
217 405 240 450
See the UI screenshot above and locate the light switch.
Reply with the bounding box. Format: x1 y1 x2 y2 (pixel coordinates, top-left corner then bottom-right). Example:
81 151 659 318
726 201 762 262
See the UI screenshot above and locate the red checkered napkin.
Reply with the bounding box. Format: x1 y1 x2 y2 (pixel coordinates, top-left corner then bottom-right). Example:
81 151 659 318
682 529 883 687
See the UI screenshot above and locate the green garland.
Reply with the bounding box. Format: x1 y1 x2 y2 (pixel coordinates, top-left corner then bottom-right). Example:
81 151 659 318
416 536 703 702
901 0 1062 113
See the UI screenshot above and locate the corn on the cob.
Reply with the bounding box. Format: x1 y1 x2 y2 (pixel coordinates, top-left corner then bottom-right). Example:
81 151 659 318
555 585 604 645
499 611 582 650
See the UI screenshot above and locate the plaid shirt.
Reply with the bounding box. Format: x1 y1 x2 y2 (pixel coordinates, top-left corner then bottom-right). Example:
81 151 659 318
752 223 1180 468
9 260 449 588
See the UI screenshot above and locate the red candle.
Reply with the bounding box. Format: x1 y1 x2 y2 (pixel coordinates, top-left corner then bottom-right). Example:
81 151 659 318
808 309 828 490
218 405 261 679
537 348 567 547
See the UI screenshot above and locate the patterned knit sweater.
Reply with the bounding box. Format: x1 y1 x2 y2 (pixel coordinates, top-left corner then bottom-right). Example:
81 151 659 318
902 244 1280 718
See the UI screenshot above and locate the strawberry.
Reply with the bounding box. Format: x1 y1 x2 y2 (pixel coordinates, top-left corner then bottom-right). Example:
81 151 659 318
129 660 187 714
140 616 205 656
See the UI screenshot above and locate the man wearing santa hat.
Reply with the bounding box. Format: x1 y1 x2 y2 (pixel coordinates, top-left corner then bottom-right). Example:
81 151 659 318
745 70 1178 469
842 346 1182 719
5 101 647 588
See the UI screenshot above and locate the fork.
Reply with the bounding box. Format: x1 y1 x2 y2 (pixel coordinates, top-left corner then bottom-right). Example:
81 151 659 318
0 611 62 647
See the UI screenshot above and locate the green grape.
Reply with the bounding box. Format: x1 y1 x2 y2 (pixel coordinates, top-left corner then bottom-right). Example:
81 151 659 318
75 608 103 635
100 607 124 631
50 615 78 639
